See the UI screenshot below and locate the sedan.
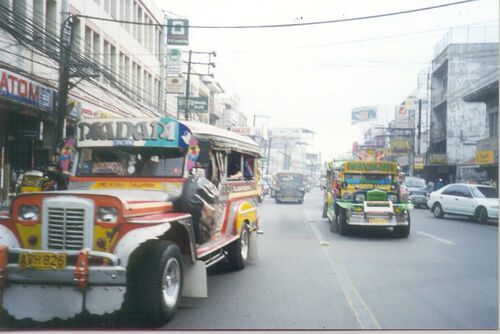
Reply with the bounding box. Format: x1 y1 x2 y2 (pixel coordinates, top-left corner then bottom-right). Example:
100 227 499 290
428 183 498 223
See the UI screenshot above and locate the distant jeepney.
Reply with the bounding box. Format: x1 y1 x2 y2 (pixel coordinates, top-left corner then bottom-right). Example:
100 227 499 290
0 118 262 326
324 160 413 237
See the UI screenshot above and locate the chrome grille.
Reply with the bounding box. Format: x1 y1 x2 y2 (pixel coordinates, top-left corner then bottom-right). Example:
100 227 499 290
42 196 94 251
47 207 86 250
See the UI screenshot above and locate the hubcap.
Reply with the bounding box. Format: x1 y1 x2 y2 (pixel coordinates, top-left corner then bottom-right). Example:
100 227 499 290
162 257 181 308
240 229 249 262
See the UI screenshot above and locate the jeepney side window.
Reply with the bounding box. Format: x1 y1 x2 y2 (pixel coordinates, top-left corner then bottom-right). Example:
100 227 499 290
242 154 255 180
215 151 226 181
227 151 243 180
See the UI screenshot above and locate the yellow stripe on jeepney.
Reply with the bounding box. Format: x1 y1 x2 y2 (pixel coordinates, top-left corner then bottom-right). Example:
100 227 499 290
236 202 257 233
15 223 42 250
90 181 165 190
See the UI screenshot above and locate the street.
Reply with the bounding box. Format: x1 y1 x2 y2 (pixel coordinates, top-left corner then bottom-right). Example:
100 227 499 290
164 188 498 330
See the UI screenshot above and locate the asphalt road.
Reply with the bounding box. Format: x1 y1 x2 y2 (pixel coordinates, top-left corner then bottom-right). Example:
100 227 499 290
164 188 498 330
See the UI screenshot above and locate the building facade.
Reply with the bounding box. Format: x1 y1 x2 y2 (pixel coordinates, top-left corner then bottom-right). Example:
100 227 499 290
0 0 166 204
428 27 498 184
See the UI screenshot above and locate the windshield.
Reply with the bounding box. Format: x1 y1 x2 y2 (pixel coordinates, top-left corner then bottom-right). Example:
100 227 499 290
405 177 426 188
345 173 393 184
277 175 303 185
76 147 186 178
471 186 498 198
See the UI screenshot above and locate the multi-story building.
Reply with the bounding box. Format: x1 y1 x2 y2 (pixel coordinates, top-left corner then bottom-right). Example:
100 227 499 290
428 26 498 184
0 0 166 204
462 68 499 185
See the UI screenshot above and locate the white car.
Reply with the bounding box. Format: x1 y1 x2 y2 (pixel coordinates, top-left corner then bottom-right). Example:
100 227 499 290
428 183 498 223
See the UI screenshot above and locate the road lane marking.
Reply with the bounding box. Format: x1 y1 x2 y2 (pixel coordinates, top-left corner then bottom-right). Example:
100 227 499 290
308 220 381 329
416 231 456 245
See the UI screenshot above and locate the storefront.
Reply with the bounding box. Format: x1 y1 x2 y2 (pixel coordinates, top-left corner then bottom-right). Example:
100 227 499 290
0 67 56 204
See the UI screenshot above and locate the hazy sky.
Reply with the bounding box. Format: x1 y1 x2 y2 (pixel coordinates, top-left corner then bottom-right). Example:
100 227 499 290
157 0 498 160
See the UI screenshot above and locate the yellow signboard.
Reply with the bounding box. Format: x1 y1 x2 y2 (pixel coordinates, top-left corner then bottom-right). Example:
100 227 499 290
476 150 495 165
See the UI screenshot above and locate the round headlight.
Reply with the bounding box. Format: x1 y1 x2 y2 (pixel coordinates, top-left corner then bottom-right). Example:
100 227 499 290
388 194 398 203
343 192 353 199
354 193 365 203
97 206 118 223
17 205 40 221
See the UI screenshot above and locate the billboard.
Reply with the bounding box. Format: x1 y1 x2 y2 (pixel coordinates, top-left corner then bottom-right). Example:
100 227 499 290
390 137 411 156
351 106 377 124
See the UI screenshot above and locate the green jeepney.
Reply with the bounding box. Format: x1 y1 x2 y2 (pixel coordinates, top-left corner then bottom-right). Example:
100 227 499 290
325 160 413 237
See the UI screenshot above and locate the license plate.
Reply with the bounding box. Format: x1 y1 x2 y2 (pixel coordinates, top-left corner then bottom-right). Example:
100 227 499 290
18 252 67 270
369 218 388 224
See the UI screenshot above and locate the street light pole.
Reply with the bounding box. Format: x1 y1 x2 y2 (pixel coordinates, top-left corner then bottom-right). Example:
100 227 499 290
184 50 192 121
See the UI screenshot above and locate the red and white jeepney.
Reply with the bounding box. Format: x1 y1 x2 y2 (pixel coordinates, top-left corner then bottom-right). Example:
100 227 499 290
0 117 262 326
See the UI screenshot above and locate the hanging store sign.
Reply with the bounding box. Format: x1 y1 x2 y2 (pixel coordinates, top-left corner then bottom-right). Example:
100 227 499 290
177 96 208 113
476 150 495 165
351 106 377 124
0 68 53 111
414 156 425 170
167 19 189 46
390 137 411 156
166 48 183 75
167 76 185 94
429 153 448 165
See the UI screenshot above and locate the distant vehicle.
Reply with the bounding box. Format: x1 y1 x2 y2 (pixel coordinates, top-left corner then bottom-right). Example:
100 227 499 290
428 183 498 223
403 176 429 208
274 172 305 204
324 160 413 237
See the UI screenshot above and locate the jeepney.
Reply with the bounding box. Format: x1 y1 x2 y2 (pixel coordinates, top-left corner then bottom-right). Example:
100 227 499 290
325 160 413 237
274 172 305 204
0 118 262 326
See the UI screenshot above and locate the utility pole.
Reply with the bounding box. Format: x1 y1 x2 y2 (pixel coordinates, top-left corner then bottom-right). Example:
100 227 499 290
266 137 272 176
417 99 422 155
56 1 73 150
184 50 192 121
183 50 216 121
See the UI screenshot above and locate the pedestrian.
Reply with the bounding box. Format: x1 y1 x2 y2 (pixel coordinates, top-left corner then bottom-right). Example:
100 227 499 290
54 164 68 190
436 178 444 190
427 180 435 192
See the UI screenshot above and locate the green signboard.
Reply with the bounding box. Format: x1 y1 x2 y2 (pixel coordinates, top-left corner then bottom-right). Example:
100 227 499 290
167 19 189 46
177 97 209 113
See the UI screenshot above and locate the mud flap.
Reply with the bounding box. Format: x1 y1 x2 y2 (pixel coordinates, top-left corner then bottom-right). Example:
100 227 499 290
248 230 258 263
181 259 207 298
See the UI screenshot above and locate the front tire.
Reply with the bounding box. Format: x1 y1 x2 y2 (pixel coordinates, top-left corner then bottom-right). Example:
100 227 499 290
227 225 249 270
475 206 488 224
125 240 183 327
337 208 349 235
432 203 444 218
394 210 410 238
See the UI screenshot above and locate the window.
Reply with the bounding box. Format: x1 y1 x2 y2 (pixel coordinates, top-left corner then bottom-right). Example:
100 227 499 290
33 0 44 47
455 185 471 198
110 44 117 80
442 185 459 196
13 0 27 33
45 0 57 52
84 26 92 59
489 112 498 137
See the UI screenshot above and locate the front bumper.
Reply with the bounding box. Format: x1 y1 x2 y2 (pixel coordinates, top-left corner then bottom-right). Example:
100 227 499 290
410 195 428 206
346 211 409 226
1 247 127 321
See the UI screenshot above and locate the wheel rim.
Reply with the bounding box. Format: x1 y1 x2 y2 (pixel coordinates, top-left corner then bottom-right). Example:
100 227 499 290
479 208 486 222
434 204 441 216
240 228 249 262
162 257 181 308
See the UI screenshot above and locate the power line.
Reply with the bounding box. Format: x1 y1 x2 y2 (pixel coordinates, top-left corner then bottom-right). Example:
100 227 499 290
76 0 478 29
